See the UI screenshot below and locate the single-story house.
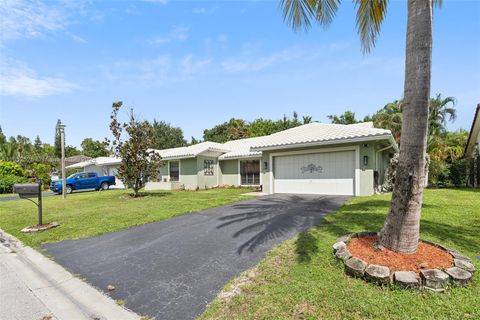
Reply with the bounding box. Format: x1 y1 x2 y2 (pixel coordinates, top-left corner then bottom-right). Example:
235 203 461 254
66 156 125 188
465 104 480 187
148 122 398 196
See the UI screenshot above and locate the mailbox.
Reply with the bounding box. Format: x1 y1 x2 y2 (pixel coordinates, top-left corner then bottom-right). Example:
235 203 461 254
13 181 43 225
13 183 40 199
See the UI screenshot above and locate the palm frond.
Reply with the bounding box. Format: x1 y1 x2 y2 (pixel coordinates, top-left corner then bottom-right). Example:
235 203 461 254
433 0 442 8
354 0 388 53
280 0 316 31
281 0 341 31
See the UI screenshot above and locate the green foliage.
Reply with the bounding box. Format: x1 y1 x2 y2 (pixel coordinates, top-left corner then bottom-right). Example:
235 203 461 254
109 102 163 197
327 110 361 124
0 126 7 144
0 161 24 176
201 189 480 320
149 120 187 149
81 138 110 158
202 112 313 143
203 118 249 143
65 145 82 157
0 174 28 193
54 119 62 158
0 188 253 246
29 163 53 187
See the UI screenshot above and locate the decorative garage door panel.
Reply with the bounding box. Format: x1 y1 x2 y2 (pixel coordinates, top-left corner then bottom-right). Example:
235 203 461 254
273 150 355 195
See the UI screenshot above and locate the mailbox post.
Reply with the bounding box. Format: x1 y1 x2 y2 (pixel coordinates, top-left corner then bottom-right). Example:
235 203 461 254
13 180 43 225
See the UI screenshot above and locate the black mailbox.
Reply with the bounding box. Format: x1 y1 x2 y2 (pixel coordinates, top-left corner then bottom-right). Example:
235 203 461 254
13 183 40 198
13 181 43 225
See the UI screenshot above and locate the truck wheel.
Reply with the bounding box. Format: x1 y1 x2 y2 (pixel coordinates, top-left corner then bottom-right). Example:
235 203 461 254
100 182 110 191
66 185 73 194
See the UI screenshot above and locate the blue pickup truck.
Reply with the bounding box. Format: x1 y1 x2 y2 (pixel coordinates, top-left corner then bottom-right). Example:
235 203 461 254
50 172 116 194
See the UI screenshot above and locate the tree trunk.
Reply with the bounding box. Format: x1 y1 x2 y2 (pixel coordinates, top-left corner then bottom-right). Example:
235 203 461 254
379 0 433 254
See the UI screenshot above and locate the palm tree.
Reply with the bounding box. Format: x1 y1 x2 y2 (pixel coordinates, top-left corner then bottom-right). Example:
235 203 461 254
281 0 437 253
428 94 456 137
370 100 403 143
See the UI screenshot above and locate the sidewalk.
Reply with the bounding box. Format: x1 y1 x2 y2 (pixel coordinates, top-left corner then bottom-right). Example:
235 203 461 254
0 230 140 320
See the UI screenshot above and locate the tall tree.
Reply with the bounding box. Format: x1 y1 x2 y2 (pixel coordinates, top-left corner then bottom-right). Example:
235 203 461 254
327 110 361 124
203 118 248 143
81 138 110 158
54 119 62 158
428 94 456 137
282 0 436 253
150 120 187 149
0 126 6 145
109 102 162 197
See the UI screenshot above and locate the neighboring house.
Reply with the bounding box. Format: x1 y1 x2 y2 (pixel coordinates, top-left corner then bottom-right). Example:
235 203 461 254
465 104 480 187
66 156 125 188
65 155 92 168
148 122 398 196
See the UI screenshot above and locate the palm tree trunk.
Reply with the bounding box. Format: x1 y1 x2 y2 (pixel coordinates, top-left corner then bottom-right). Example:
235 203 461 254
379 0 433 253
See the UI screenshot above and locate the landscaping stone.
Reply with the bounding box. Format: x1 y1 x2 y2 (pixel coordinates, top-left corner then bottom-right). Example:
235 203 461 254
394 271 420 289
445 267 473 287
420 269 449 292
454 258 475 273
332 241 346 253
365 264 390 285
336 234 352 244
344 257 367 278
449 250 472 262
335 248 352 262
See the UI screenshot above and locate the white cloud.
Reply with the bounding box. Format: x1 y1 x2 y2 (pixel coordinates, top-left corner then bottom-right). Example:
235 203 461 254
192 6 218 15
148 26 190 45
0 58 77 97
101 54 211 85
141 0 168 4
221 49 302 73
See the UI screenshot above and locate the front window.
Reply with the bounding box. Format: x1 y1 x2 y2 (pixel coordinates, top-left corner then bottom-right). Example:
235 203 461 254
169 161 179 182
204 160 214 176
240 160 260 185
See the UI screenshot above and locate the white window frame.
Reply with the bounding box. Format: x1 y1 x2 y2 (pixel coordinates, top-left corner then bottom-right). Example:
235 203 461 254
237 158 262 186
168 160 181 183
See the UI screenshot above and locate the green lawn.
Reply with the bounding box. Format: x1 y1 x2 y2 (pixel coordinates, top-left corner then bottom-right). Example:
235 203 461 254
0 188 253 247
200 188 480 320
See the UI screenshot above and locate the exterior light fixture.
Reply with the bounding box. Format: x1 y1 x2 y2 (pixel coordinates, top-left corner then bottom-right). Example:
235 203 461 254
363 156 369 166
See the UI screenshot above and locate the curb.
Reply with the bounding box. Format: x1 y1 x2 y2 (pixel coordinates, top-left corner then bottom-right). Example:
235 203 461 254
0 229 140 320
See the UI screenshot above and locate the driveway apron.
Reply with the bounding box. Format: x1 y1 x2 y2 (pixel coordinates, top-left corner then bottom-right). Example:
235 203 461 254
42 194 349 320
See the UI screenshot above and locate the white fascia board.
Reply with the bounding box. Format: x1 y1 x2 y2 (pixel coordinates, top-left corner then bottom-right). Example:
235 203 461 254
251 134 394 151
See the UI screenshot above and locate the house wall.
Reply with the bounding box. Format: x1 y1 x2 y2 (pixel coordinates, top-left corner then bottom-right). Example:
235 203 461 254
179 158 198 190
197 155 218 189
220 160 239 186
83 164 102 175
260 142 394 196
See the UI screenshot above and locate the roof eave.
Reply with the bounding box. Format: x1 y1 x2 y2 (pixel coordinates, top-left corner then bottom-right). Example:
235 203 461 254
464 104 480 158
250 134 395 151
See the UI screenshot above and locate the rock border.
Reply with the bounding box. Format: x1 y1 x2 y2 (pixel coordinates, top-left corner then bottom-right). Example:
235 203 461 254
333 232 474 291
21 222 60 233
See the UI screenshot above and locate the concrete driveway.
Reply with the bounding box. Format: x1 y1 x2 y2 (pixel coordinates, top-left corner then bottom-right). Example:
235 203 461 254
43 194 349 320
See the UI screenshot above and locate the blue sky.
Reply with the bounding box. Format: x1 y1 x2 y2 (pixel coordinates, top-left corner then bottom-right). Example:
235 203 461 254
1 0 479 147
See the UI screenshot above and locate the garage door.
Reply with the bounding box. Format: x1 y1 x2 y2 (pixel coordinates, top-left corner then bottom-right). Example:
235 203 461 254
273 150 356 195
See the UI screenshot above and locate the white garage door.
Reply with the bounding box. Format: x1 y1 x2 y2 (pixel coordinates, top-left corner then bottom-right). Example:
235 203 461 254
273 150 356 195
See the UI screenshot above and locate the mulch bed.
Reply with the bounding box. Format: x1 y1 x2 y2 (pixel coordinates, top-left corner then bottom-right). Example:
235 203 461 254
347 235 453 274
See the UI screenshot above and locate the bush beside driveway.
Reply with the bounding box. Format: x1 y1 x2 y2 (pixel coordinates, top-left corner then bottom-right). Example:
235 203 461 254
200 188 480 320
0 188 254 247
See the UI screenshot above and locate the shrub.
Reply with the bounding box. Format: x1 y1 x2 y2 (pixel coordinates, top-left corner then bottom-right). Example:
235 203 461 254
0 161 24 177
30 163 52 188
0 174 28 193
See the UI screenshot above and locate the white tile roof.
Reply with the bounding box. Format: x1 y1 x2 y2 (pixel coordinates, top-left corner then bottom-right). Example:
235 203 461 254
65 156 121 169
153 142 230 160
250 122 393 150
150 122 396 161
219 137 265 160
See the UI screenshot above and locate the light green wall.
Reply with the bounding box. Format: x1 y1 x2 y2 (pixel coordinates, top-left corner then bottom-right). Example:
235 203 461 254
220 160 239 186
197 155 218 188
260 142 394 196
179 158 198 189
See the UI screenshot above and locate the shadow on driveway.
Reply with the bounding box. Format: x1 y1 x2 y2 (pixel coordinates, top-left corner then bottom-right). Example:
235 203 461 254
42 194 349 320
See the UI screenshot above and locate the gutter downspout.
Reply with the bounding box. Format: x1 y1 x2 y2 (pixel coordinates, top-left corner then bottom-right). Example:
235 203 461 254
375 143 395 187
